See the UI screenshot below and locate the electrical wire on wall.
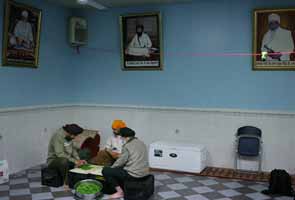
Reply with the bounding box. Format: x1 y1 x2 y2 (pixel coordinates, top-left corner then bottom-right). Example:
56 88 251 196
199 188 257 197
72 46 294 59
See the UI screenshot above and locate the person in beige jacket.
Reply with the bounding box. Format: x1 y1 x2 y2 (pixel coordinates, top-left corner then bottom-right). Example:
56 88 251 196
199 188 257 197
102 127 149 199
47 124 87 187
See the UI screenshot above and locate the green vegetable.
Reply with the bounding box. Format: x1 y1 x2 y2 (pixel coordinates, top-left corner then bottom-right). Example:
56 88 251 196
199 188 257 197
79 164 93 170
76 182 101 194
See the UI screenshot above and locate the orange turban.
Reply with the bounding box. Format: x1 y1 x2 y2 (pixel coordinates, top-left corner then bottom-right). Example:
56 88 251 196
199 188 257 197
112 120 126 129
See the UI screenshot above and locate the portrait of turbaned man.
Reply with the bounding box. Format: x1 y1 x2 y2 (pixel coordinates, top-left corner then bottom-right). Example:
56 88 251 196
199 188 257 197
2 0 42 68
253 8 295 70
120 12 163 70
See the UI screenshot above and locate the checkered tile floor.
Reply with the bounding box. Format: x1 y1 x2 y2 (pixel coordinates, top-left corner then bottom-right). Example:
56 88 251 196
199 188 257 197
0 165 294 200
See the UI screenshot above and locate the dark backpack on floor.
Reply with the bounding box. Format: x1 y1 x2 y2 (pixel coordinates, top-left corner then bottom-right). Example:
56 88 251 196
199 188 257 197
262 169 294 196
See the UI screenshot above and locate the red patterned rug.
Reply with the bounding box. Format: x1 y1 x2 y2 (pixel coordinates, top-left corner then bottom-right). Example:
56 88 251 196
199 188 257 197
200 167 295 185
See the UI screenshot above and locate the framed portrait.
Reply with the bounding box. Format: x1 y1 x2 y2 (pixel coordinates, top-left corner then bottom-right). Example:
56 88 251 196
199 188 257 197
120 12 163 70
2 0 42 68
253 8 295 70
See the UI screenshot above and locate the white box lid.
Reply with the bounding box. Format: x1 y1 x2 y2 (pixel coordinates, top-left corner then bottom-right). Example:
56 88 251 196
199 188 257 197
150 141 206 152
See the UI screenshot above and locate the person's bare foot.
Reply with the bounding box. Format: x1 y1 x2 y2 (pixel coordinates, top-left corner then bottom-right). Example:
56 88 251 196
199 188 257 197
109 191 124 199
63 184 70 191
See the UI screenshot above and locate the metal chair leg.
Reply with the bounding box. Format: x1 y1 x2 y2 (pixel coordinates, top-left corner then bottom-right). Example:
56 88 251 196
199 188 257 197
234 154 238 170
258 153 262 173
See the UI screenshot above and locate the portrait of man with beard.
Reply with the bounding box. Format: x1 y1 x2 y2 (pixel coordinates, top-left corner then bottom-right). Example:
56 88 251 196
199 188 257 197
253 8 295 70
125 24 153 57
120 12 163 70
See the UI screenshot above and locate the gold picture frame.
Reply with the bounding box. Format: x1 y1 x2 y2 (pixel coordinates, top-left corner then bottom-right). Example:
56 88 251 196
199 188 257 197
2 0 42 68
120 12 163 70
253 8 295 70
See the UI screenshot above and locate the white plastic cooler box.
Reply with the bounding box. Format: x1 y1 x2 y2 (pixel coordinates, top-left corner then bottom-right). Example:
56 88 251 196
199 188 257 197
149 141 207 173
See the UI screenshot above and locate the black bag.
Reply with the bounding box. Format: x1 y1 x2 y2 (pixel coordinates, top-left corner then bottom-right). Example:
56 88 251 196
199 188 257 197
124 175 154 200
262 169 294 196
41 167 63 187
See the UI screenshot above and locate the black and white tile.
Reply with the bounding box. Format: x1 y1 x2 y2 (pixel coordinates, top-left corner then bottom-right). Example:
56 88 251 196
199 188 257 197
0 166 293 200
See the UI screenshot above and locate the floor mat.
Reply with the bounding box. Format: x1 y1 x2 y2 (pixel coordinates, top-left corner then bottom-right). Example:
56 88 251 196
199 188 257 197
200 167 295 185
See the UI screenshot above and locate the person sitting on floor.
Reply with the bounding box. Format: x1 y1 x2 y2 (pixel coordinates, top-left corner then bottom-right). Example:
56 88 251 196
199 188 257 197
102 127 150 199
105 120 126 158
90 120 126 166
47 124 87 188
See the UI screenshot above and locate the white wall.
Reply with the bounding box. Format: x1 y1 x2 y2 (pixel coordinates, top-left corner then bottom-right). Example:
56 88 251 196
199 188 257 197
0 105 76 174
1 104 295 174
72 105 295 173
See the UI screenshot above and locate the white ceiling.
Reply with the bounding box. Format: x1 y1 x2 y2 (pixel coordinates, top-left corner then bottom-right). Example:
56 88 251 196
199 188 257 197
47 0 192 8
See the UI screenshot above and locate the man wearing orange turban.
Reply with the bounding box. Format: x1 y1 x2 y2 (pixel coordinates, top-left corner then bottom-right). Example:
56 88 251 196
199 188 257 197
111 120 126 131
90 120 127 166
105 120 127 157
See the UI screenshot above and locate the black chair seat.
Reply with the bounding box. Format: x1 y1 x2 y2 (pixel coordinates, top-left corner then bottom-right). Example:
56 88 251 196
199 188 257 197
238 136 260 156
124 174 154 200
